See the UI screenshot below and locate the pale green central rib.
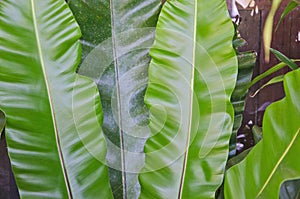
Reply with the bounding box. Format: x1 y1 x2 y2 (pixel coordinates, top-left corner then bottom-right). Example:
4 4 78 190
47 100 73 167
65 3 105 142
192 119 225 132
30 1 72 198
257 128 300 197
178 1 197 198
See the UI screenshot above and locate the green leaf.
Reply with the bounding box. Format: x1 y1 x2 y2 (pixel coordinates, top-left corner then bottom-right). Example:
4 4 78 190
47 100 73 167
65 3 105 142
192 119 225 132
226 147 252 170
248 59 300 89
250 75 284 97
263 0 282 62
228 25 256 159
0 110 5 136
270 48 299 70
69 0 161 198
275 0 300 31
225 69 300 198
233 38 247 49
0 0 112 198
229 48 256 157
249 62 285 88
138 0 237 198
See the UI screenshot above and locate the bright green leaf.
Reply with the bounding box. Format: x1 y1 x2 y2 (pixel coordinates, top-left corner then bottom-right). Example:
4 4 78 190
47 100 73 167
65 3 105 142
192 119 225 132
0 0 112 198
270 48 299 70
225 69 300 198
275 0 300 31
248 59 300 89
139 0 237 198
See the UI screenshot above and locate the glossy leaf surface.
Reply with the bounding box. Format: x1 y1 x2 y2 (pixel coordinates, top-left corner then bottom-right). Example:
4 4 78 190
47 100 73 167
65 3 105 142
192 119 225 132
0 1 112 198
139 0 237 198
69 0 161 198
229 33 256 157
225 69 300 198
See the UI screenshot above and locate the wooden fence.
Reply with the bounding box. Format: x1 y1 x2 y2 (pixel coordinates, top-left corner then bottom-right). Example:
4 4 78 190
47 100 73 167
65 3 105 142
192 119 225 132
237 0 300 151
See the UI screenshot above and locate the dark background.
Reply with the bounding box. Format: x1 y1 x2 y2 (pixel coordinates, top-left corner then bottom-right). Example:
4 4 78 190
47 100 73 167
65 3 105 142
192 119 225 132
237 0 300 152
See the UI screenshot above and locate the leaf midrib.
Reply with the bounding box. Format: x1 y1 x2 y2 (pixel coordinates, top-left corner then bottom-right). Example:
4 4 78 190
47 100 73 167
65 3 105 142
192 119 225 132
256 128 300 197
177 1 197 198
30 1 72 198
109 0 127 198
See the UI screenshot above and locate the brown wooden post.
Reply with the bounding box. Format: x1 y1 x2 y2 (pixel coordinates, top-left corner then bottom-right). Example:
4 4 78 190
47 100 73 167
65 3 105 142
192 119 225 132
237 0 300 152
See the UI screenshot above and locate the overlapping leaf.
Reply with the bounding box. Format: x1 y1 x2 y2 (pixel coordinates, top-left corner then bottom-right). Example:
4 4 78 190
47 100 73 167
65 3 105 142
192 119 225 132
0 0 112 198
280 179 300 199
229 35 256 157
276 0 300 30
225 69 300 198
69 0 161 198
138 0 237 198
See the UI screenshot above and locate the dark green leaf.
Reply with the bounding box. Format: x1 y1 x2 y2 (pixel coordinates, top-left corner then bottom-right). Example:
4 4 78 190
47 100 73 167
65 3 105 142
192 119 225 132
280 178 300 199
226 147 252 170
0 1 112 198
139 0 237 198
232 38 247 50
69 0 161 198
229 49 256 157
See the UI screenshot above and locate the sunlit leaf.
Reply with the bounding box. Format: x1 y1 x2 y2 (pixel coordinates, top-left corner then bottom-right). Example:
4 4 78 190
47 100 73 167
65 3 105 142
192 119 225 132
0 1 112 198
139 0 237 198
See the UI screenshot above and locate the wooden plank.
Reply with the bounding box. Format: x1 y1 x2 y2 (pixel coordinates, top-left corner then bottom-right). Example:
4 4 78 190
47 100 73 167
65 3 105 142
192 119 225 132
255 0 291 124
236 0 299 152
0 133 19 199
290 7 300 59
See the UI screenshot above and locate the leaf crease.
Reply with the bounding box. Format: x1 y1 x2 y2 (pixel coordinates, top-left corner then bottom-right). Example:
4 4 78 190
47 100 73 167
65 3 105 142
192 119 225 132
178 1 197 198
30 1 72 198
257 128 300 197
109 0 127 198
